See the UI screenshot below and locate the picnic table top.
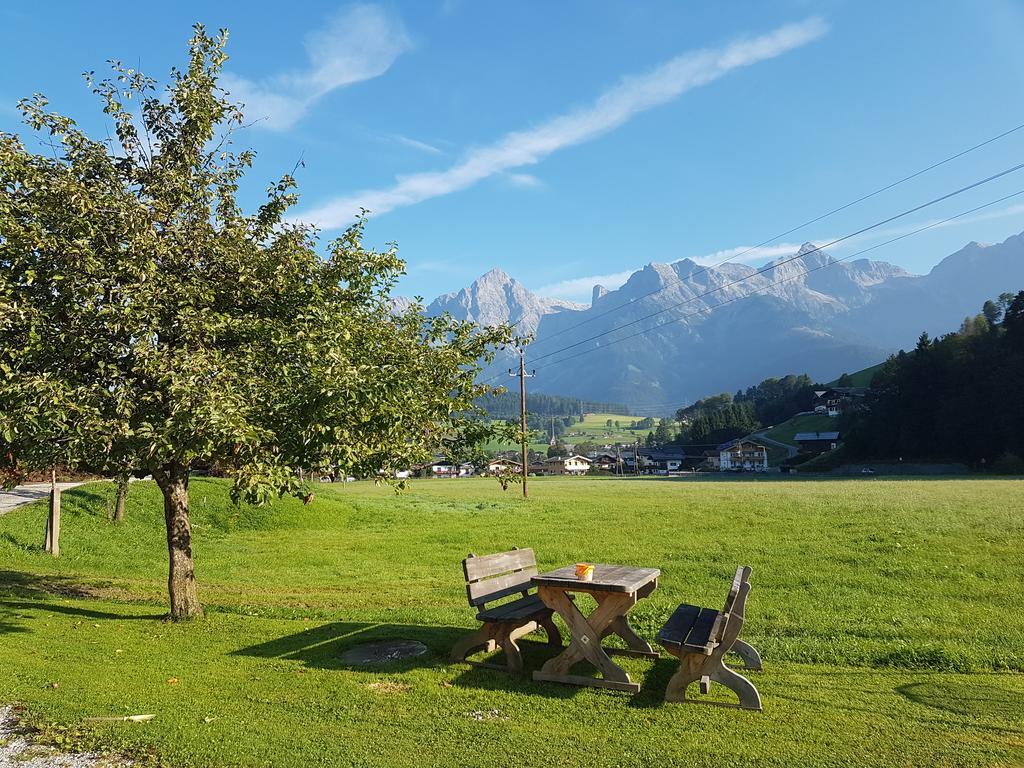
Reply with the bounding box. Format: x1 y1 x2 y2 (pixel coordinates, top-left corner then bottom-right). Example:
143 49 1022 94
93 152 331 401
532 564 660 594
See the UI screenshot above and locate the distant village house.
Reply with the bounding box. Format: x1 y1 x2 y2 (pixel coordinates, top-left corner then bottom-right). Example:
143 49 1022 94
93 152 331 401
485 458 522 474
537 455 592 476
813 387 869 417
717 440 769 472
795 431 841 454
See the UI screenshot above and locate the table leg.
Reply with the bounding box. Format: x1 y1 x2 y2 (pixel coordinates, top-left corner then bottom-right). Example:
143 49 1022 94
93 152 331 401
603 613 658 658
534 586 640 692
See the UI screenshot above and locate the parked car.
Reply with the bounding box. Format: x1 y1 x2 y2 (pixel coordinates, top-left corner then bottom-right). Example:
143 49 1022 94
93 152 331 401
860 468 876 475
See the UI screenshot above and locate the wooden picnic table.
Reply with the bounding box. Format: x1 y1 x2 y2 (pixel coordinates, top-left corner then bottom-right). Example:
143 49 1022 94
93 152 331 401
532 564 660 692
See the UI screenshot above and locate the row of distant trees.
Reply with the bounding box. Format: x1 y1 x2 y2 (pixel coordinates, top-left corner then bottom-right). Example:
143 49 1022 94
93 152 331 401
669 373 820 446
840 292 1024 469
479 392 629 419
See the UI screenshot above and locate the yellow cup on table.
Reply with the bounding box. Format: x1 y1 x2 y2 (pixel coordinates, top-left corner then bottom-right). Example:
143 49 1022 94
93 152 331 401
575 563 595 582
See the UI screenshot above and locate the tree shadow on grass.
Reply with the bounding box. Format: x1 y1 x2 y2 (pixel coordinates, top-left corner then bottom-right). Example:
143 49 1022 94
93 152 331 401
0 611 30 636
0 532 44 553
232 621 461 674
0 599 165 622
0 570 164 622
0 569 114 600
233 621 646 699
896 680 1024 730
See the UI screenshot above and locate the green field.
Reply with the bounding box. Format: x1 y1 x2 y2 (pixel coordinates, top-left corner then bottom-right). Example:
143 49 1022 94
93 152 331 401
485 411 641 453
1 477 1022 767
563 411 649 445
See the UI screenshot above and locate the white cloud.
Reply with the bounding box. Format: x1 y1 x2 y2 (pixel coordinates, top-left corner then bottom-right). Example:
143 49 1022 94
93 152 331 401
535 270 637 303
223 4 411 131
296 17 828 227
388 133 444 155
682 241 814 266
505 172 543 189
842 202 1024 245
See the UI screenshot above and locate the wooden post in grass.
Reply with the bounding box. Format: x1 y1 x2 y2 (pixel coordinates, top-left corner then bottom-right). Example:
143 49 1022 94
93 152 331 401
44 466 61 557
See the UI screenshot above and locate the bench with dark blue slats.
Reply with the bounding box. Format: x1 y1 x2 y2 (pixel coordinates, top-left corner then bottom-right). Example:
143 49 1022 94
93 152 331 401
656 565 763 710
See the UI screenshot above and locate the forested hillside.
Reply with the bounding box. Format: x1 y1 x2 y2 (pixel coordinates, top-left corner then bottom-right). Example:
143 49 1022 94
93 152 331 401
842 291 1024 469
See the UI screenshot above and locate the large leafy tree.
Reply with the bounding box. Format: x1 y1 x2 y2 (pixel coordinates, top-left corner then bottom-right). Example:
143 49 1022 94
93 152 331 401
0 27 513 619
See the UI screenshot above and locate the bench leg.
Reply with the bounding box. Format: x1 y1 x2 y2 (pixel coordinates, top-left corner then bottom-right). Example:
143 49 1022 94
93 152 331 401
496 627 524 673
664 652 704 703
537 613 563 648
663 652 762 710
729 639 763 671
710 661 762 711
450 625 494 663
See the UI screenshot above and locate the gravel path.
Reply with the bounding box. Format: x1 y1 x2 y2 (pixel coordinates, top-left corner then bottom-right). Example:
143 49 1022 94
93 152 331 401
1 706 129 767
0 484 85 516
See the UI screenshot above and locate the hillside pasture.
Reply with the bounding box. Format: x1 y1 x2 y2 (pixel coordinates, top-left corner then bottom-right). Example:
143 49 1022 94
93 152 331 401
562 411 646 445
764 413 838 448
0 477 1022 767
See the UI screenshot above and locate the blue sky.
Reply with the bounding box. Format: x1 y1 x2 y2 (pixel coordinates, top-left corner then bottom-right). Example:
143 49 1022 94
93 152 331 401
3 1 1024 303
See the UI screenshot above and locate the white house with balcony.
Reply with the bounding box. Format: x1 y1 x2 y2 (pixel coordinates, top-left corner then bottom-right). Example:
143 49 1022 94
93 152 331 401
719 440 769 472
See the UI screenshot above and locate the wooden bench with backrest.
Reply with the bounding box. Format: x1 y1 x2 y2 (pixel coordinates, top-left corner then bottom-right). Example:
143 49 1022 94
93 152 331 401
656 565 763 710
450 547 562 672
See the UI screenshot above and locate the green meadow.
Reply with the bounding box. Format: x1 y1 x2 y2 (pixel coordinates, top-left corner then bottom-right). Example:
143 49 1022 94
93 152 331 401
1 477 1022 767
483 411 638 454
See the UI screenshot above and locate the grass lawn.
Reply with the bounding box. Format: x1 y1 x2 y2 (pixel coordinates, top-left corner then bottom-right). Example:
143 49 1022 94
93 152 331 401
1 477 1022 767
764 413 838 448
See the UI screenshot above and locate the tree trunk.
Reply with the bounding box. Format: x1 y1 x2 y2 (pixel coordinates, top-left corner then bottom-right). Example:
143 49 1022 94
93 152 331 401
154 465 202 620
114 480 127 523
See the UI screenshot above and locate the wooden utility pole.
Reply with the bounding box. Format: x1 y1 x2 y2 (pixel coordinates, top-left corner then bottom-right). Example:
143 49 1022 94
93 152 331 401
615 445 622 476
509 351 535 499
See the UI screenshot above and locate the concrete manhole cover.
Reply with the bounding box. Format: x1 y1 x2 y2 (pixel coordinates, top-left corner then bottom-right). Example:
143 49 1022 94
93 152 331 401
338 640 428 666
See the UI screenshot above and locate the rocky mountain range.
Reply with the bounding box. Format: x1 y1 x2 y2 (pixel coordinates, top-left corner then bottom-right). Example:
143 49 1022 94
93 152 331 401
409 231 1024 408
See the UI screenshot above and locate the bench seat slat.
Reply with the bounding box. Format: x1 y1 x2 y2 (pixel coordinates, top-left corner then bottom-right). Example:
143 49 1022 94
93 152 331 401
683 607 724 653
476 594 551 623
656 603 701 648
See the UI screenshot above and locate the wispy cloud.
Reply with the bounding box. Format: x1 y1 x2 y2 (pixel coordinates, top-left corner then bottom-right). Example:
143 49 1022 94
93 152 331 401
388 133 444 155
505 172 543 189
838 202 1024 246
682 242 813 266
296 17 829 227
222 4 411 131
535 270 637 303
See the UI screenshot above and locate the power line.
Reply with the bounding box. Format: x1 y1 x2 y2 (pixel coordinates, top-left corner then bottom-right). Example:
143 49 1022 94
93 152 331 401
532 187 1024 373
525 120 1024 352
524 160 1024 368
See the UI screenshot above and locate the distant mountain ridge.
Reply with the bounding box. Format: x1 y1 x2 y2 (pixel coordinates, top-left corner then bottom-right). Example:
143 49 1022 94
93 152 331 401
426 267 584 339
407 231 1024 406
